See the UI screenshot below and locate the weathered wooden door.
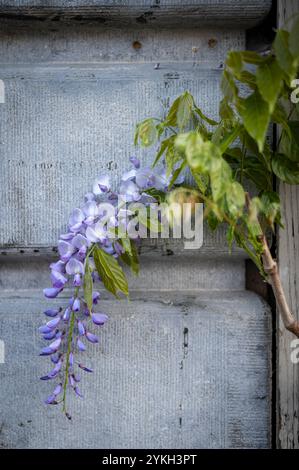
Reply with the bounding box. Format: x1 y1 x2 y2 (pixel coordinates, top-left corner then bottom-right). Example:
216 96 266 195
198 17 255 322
0 1 272 448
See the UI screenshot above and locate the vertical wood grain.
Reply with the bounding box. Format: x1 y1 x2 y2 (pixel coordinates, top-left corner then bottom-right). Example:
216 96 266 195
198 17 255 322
277 0 299 449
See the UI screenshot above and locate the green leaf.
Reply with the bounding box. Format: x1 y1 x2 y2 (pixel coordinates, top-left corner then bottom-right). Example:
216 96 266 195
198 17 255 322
256 58 283 113
165 141 181 175
165 96 180 127
152 136 174 167
219 124 241 154
279 122 299 162
210 157 232 201
83 257 93 312
137 118 158 147
177 91 193 129
219 98 235 121
272 153 299 184
226 181 245 217
238 91 270 153
93 245 129 298
260 191 282 228
221 70 239 103
243 155 272 191
191 169 209 194
240 50 267 64
194 105 219 126
273 30 296 81
120 239 139 276
226 225 235 252
144 188 167 203
226 51 243 79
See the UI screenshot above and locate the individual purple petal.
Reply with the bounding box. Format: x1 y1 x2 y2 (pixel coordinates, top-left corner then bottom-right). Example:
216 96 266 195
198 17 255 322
44 308 59 317
55 331 62 339
130 156 140 169
51 360 62 375
66 258 84 275
78 321 85 336
43 287 62 299
71 234 89 250
63 307 71 321
93 175 110 195
46 317 61 329
50 269 68 289
59 232 74 241
53 384 62 396
121 168 137 181
58 241 75 262
86 222 107 244
78 364 93 373
73 374 80 383
40 375 54 381
82 201 99 224
69 375 75 387
69 208 85 232
91 313 108 326
119 180 141 202
49 260 66 273
73 298 80 312
86 332 99 343
92 291 100 305
77 339 86 351
74 386 83 398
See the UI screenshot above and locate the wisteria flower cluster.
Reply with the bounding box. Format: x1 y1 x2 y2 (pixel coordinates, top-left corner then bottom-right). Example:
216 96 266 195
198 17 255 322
40 157 179 418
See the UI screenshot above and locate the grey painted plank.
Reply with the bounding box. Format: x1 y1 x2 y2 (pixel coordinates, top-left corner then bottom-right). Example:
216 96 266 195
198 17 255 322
0 291 271 448
277 0 299 450
0 1 272 28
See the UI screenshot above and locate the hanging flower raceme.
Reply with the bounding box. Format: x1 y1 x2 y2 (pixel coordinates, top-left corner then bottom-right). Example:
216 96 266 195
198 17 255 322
40 157 179 418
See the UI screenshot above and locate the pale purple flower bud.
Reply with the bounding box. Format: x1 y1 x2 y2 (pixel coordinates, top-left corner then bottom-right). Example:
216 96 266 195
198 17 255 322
63 307 71 322
119 180 141 202
46 317 61 329
78 321 85 336
86 222 107 244
77 339 86 351
51 354 60 364
69 375 75 387
43 330 57 340
74 386 83 398
45 394 56 404
69 352 74 367
40 347 54 356
93 175 110 195
43 287 62 299
82 201 99 225
44 308 59 317
121 168 137 181
73 298 80 312
91 313 108 326
53 384 62 396
73 374 80 382
39 325 52 334
92 291 100 305
73 273 81 287
49 337 62 352
86 332 99 343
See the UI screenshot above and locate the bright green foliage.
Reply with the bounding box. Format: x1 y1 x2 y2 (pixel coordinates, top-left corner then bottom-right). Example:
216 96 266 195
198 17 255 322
93 246 129 298
134 20 299 276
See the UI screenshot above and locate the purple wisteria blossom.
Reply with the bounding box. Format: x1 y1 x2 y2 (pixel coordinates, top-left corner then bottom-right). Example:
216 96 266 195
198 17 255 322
40 157 183 418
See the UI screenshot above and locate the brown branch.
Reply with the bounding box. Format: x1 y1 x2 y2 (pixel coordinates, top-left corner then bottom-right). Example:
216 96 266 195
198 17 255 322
259 235 299 338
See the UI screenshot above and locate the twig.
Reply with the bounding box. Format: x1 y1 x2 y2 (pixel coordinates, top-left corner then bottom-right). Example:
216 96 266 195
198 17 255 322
259 235 299 338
